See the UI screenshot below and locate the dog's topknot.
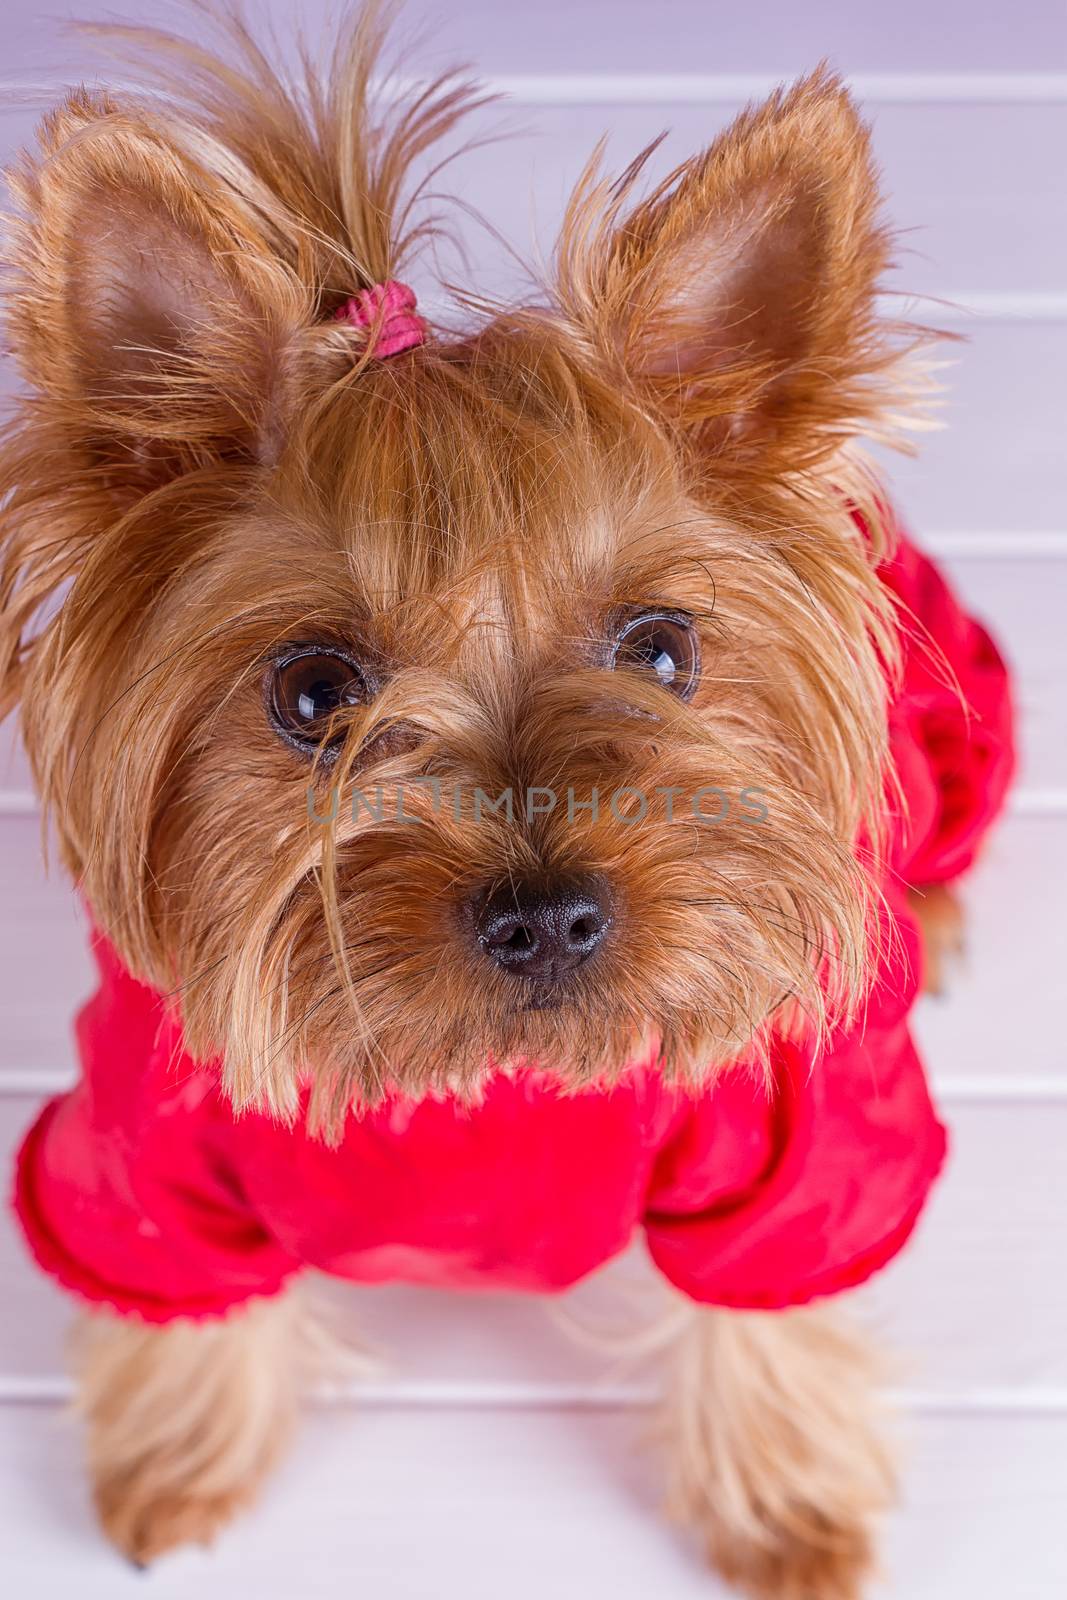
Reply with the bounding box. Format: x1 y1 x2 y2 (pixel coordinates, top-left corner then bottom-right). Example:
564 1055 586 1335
0 0 488 468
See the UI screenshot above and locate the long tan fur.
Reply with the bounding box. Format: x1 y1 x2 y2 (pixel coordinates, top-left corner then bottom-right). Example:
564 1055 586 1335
664 1301 896 1599
75 1291 303 1564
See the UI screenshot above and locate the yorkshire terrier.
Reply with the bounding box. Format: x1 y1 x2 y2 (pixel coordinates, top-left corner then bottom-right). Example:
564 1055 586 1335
2 5 1014 1593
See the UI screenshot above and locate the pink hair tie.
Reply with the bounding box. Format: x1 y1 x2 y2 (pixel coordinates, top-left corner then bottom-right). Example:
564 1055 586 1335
334 279 425 358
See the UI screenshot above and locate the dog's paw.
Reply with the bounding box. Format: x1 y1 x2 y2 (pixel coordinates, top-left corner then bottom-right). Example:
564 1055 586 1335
703 1508 876 1600
94 1471 252 1566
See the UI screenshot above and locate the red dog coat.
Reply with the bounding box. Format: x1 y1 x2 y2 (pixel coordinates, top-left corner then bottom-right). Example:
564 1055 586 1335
12 531 1014 1322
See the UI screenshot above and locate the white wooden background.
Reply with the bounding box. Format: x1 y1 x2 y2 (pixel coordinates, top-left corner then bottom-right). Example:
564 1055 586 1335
1 3 1065 1595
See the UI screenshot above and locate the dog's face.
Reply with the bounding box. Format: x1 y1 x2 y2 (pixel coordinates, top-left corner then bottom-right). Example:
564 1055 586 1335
0 24 920 1131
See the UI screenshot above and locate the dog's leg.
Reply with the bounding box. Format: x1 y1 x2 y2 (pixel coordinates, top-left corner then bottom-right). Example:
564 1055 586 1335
662 1300 894 1600
907 882 965 996
74 1289 302 1565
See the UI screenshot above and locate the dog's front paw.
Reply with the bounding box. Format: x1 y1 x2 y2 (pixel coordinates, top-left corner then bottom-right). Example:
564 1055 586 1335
75 1296 298 1564
93 1468 254 1566
703 1506 875 1600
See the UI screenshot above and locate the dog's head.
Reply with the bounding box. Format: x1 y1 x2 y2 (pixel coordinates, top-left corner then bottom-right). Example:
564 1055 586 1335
0 9 926 1133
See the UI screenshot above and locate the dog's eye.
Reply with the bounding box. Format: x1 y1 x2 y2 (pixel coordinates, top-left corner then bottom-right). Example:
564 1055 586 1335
610 612 699 700
268 649 367 750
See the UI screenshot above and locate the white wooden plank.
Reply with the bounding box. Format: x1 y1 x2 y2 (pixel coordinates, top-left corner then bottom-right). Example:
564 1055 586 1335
419 100 1067 299
909 817 1067 1085
0 820 94 1075
4 98 1064 296
0 718 24 792
884 1415 1067 1599
863 1106 1067 1391
10 69 1067 106
1 1095 1064 1393
488 74 1067 105
873 327 1065 532
0 1400 1063 1599
3 0 1066 77
917 556 1066 792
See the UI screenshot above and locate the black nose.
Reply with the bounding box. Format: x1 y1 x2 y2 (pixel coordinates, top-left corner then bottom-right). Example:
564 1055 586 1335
474 877 612 982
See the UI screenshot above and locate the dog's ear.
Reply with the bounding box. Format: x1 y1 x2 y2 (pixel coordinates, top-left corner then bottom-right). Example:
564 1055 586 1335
557 69 907 475
3 90 328 482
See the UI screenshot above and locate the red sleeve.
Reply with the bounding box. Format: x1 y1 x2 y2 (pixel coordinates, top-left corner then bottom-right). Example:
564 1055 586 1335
880 529 1016 884
11 934 299 1322
642 905 947 1310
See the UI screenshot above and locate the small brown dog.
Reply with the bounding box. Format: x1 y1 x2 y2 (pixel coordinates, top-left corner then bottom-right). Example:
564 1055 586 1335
1 5 1014 1593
